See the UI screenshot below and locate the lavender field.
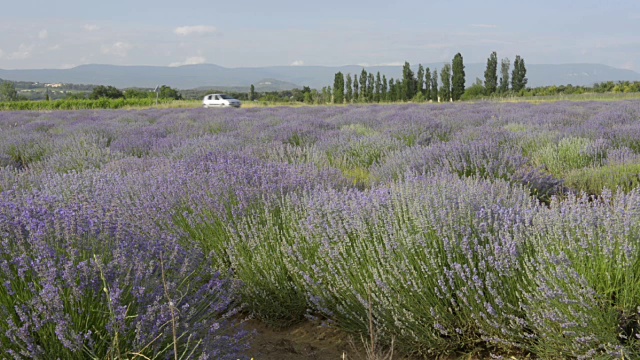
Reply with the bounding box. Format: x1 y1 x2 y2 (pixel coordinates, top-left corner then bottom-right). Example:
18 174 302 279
1 101 640 359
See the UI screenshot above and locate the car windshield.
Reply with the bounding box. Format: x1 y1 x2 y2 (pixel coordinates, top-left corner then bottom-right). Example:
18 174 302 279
219 95 233 99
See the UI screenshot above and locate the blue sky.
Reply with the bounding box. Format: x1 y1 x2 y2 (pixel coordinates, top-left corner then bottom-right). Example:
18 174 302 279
1 0 639 71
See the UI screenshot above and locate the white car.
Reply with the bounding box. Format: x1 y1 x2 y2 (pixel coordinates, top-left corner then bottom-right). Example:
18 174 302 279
202 94 242 108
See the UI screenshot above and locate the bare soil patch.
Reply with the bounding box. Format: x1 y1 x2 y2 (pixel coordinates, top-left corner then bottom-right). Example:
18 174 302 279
240 319 362 360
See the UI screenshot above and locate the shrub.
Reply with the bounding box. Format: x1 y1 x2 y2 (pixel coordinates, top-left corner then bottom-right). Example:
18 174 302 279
0 197 249 359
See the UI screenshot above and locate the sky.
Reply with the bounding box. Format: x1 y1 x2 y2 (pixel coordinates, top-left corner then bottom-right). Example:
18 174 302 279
1 0 639 71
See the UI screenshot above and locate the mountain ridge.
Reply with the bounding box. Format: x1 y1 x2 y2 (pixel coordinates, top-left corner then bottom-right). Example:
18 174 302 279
1 63 639 90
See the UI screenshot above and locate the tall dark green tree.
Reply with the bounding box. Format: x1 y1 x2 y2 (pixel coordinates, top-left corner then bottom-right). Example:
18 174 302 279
360 69 368 102
375 72 382 102
425 67 432 101
388 79 396 102
439 64 451 102
417 64 425 96
249 84 256 101
499 58 510 93
381 75 388 101
484 51 498 95
431 70 438 102
367 73 375 102
451 53 465 101
345 74 353 103
333 72 345 104
353 74 359 102
511 55 528 92
402 61 417 101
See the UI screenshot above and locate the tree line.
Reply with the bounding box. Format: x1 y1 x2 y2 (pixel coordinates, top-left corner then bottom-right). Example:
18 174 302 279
330 52 531 104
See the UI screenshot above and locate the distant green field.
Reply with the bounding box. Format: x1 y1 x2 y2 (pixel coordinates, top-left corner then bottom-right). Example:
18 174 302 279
2 91 640 111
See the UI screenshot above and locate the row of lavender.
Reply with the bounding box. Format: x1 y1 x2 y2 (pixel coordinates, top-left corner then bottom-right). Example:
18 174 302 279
0 101 639 358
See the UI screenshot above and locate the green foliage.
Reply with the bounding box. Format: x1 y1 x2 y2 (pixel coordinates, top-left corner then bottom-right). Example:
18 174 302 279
90 85 124 100
333 72 345 104
157 85 182 100
460 78 486 100
499 57 510 93
0 81 18 101
360 69 368 102
424 67 432 101
381 75 388 101
531 137 603 176
249 84 256 101
6 140 49 168
123 88 152 99
387 78 396 102
345 73 353 103
511 55 528 92
431 69 438 101
451 53 466 101
176 201 308 328
484 51 498 95
564 163 640 196
0 98 170 110
353 74 359 102
416 64 425 96
402 61 417 101
374 72 382 102
439 64 451 102
367 72 375 102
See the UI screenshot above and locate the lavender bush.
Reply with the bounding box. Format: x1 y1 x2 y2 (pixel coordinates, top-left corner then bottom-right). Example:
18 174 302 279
0 195 249 359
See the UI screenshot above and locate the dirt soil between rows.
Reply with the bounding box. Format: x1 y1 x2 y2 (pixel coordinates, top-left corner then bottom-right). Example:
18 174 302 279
240 319 368 360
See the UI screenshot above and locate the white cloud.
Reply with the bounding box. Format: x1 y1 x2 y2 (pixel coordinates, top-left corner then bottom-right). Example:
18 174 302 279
38 29 48 39
169 56 206 67
470 24 497 29
174 25 217 36
0 48 4 58
290 60 304 66
8 44 34 60
101 42 133 57
84 24 100 31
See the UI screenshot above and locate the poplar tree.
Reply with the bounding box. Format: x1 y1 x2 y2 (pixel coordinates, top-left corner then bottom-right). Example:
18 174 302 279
249 84 256 101
375 72 382 102
417 64 425 96
360 68 368 102
345 73 353 103
381 75 388 102
440 64 451 102
402 61 416 100
451 53 465 101
499 58 510 93
333 72 345 104
353 74 359 102
425 67 432 101
431 70 438 102
388 79 396 102
511 55 528 92
367 73 375 102
484 51 498 95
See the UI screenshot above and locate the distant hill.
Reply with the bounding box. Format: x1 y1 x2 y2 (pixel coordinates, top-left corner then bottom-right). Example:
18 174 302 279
1 63 639 90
